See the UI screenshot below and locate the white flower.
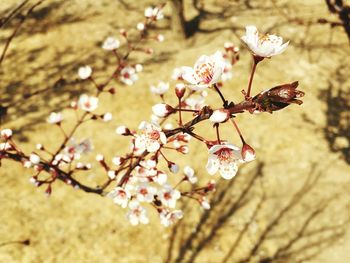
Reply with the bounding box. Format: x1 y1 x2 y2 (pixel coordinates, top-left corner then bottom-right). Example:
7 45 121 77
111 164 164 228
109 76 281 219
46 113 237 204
0 129 12 139
206 143 243 180
107 187 131 208
135 122 167 153
144 6 163 20
78 94 98 112
78 66 92 79
29 153 40 164
47 112 63 124
160 210 183 227
96 154 104 161
158 184 181 208
103 112 112 122
150 81 169 95
152 103 174 118
102 37 120 50
154 171 168 185
127 200 149 225
241 25 289 58
181 51 226 90
184 166 197 184
135 183 157 203
209 109 230 123
63 138 93 161
120 66 138 85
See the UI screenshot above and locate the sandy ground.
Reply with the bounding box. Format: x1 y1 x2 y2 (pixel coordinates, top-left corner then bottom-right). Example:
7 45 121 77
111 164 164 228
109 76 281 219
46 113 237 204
1 0 350 262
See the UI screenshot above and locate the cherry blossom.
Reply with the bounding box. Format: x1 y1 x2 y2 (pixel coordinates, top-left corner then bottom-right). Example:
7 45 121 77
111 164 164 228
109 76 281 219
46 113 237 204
160 209 183 227
158 184 181 208
184 165 197 184
29 153 40 165
144 6 164 20
206 143 243 180
120 66 138 86
135 183 157 203
78 94 98 112
102 37 120 50
47 112 63 124
241 25 289 58
135 121 167 153
150 81 169 95
127 200 149 225
78 66 92 79
107 186 131 208
181 51 226 90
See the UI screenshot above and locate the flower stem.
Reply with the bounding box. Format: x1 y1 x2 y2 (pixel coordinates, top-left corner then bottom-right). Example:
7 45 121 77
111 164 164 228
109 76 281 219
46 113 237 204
246 56 261 98
213 84 228 108
230 118 245 144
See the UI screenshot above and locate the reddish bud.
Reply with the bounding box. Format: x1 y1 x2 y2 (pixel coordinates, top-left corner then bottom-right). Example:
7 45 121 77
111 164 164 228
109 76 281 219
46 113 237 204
241 142 256 162
175 83 186 99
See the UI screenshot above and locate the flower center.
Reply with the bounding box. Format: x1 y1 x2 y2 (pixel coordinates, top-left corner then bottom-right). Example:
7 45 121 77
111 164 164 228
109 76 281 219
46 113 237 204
140 188 148 195
164 192 171 200
196 63 214 84
215 148 234 163
148 130 160 140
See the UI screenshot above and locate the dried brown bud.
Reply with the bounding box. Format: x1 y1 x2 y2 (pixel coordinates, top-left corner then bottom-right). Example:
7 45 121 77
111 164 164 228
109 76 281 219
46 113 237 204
252 81 304 113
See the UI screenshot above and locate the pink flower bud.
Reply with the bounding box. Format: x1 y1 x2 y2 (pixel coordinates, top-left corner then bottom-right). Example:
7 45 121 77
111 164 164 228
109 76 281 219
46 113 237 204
152 103 174 118
175 83 186 99
241 143 256 162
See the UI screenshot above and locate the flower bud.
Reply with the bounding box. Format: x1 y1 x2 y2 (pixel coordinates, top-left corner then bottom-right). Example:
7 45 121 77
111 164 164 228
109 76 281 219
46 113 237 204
103 112 113 122
116 126 131 136
199 197 211 210
241 142 256 162
96 154 104 162
252 81 304 113
108 170 116 179
78 66 92 80
152 103 174 118
209 109 230 123
137 22 145 31
168 162 179 174
1 128 12 139
175 83 186 99
156 34 165 42
29 153 40 165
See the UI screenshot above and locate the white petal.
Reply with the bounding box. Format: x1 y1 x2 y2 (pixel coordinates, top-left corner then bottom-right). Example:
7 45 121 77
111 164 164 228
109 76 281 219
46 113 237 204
219 163 238 180
206 155 219 175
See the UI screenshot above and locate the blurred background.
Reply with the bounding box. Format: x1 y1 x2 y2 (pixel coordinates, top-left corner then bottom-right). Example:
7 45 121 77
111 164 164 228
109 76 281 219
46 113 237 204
1 0 350 262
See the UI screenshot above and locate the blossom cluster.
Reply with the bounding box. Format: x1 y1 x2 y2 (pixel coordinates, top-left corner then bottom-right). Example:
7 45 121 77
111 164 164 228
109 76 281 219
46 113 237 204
0 18 304 227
